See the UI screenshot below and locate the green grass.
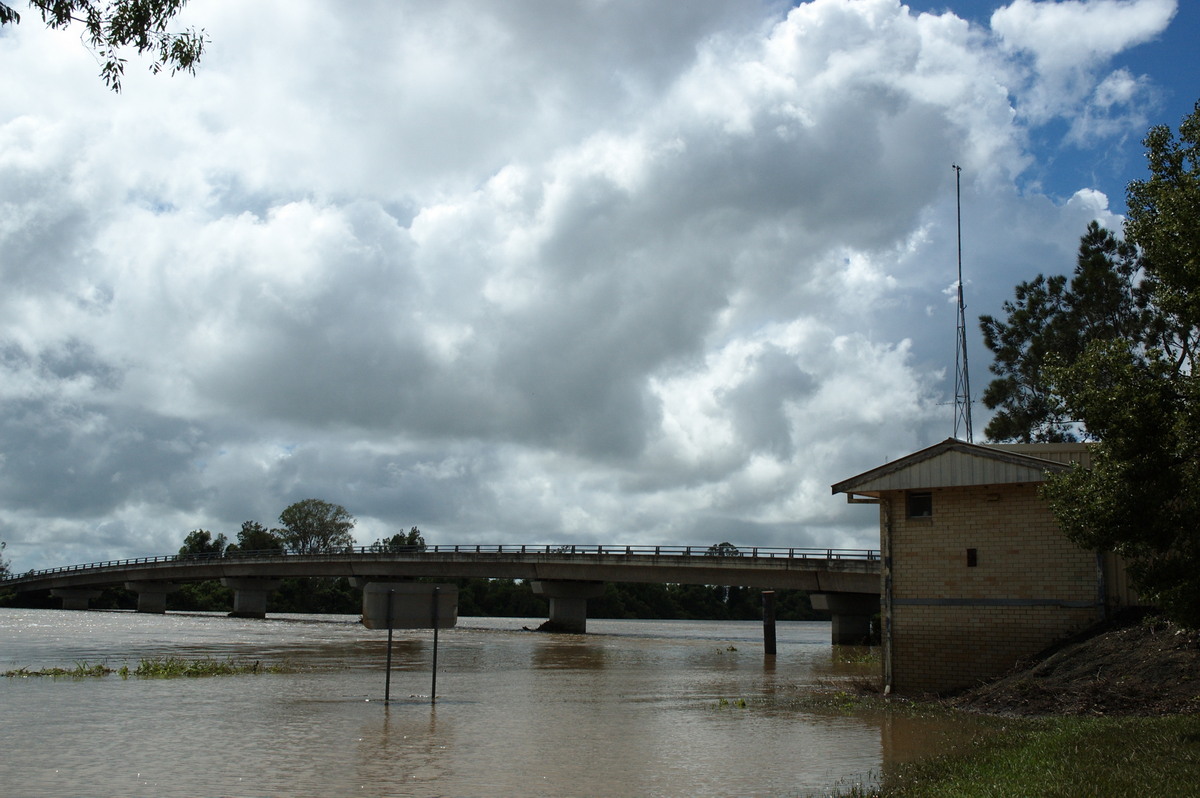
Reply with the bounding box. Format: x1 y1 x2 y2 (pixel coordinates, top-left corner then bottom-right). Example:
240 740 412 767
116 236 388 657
834 715 1200 798
4 656 287 679
833 648 881 666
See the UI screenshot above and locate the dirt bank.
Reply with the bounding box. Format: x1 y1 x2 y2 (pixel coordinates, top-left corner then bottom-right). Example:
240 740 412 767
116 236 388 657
951 611 1200 716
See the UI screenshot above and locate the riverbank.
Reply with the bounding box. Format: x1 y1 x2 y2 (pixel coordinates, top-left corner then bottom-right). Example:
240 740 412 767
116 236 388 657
840 714 1200 798
951 610 1200 716
831 612 1200 797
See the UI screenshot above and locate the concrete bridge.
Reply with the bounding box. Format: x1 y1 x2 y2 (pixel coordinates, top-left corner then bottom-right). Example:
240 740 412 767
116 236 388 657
1 544 881 642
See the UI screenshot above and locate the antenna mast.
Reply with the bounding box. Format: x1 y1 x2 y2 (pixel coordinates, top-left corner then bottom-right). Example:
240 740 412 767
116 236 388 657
952 164 973 442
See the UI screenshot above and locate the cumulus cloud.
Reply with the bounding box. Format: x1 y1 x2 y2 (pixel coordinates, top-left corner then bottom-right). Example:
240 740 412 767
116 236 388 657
992 0 1175 69
991 0 1175 128
0 0 1178 570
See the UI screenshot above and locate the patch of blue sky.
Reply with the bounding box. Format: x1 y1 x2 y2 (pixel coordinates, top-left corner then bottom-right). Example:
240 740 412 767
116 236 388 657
901 1 1198 212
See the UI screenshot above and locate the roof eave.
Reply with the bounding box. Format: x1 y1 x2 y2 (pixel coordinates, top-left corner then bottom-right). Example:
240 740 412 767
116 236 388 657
831 437 1076 495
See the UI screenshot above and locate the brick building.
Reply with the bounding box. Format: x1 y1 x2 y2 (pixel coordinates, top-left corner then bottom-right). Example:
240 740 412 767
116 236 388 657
832 438 1136 694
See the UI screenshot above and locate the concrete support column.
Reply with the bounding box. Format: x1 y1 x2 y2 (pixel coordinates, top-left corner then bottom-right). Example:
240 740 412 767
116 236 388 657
50 588 103 611
530 580 606 633
811 592 880 646
221 578 282 618
124 581 181 614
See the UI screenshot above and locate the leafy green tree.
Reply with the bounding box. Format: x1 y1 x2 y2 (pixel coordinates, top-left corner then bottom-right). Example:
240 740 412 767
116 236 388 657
277 499 356 554
592 582 685 619
270 576 358 614
979 221 1150 442
449 578 547 618
979 273 1072 442
0 0 206 91
1125 102 1200 372
178 528 227 558
226 521 284 554
701 542 743 603
171 578 232 612
0 540 10 579
1041 102 1200 626
704 541 743 557
372 526 426 553
672 583 730 618
1043 344 1199 624
172 529 230 608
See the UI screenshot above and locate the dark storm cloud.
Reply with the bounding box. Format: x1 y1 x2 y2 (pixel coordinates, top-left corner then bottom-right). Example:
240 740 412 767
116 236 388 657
0 398 207 516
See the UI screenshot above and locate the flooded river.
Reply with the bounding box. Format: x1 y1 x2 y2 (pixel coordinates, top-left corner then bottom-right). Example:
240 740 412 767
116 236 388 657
1 609 970 797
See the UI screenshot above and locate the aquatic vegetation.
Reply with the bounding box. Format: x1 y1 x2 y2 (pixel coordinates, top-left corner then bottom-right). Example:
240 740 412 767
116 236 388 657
3 662 113 678
4 657 288 679
133 656 286 677
834 647 880 665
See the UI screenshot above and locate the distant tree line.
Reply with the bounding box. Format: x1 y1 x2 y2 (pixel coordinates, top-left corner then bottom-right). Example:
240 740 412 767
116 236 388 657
0 541 12 603
10 573 824 620
161 575 823 620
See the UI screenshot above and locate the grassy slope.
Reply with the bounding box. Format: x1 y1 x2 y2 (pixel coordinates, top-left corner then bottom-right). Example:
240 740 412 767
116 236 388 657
829 613 1200 797
866 715 1200 798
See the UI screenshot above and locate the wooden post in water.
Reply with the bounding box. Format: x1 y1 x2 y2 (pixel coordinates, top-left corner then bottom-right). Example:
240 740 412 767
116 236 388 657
762 590 777 657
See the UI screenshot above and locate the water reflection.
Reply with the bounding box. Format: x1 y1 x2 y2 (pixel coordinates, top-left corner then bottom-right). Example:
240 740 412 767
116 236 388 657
357 707 455 791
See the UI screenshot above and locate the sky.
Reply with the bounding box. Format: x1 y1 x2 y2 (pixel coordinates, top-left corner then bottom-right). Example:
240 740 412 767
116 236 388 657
1 0 1196 572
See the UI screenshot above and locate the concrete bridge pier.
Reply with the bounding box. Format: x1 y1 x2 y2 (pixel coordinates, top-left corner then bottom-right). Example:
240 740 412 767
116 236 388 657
531 580 606 633
50 588 103 610
811 593 880 645
221 578 282 618
125 581 181 614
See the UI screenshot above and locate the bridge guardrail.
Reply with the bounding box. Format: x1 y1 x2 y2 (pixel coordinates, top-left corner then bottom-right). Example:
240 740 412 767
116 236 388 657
1 544 879 585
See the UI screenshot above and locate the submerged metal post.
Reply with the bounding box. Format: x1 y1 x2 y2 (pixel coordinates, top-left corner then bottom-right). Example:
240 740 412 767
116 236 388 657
762 590 777 656
431 586 440 704
385 589 395 703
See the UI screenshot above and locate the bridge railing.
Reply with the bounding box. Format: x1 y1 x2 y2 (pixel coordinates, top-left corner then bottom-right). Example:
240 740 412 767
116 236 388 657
1 544 879 584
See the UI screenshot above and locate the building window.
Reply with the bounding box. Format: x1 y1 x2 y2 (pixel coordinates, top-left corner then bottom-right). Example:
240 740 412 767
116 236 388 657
967 548 978 567
907 491 933 518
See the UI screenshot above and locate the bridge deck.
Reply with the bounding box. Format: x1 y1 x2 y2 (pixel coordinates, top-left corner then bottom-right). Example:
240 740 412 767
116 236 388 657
3 545 881 594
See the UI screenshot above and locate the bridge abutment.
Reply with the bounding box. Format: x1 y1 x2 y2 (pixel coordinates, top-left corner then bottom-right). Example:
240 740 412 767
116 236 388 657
531 580 606 633
222 578 282 618
50 588 103 610
125 581 181 614
811 593 879 645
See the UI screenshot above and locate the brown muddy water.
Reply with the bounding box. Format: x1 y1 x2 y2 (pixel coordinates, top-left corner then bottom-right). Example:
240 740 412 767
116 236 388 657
0 609 979 797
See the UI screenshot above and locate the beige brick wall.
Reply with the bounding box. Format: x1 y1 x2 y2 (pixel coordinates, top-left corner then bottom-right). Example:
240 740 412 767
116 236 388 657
882 483 1103 694
890 605 1097 693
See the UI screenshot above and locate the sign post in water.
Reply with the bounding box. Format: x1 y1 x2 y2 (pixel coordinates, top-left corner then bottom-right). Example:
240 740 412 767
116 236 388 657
362 582 458 704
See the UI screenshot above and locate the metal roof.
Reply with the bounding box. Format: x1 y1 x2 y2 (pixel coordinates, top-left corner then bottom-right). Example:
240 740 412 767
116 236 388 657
831 438 1089 496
